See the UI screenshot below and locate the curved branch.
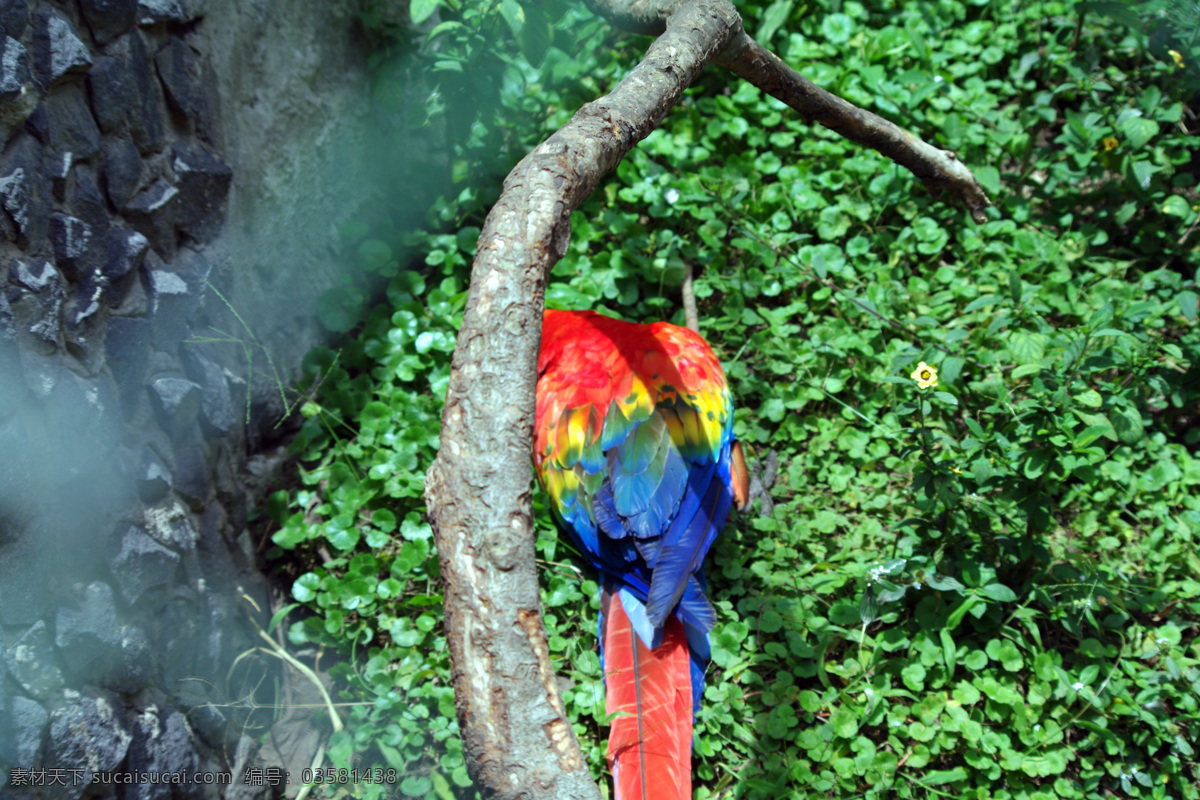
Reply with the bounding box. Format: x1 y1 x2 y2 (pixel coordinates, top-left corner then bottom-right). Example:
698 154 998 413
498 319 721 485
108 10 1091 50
587 0 992 221
423 2 741 798
426 1 995 797
715 35 992 222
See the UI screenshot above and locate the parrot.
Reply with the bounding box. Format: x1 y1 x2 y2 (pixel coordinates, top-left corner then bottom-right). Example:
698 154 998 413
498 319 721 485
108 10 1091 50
534 309 749 800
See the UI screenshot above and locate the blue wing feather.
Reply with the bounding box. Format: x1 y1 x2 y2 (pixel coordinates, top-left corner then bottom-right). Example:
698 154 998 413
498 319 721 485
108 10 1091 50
643 442 734 627
540 332 737 727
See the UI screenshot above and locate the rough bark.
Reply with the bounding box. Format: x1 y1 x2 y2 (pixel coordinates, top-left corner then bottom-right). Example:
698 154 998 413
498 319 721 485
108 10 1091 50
425 1 993 798
423 3 741 799
715 36 991 222
588 0 992 221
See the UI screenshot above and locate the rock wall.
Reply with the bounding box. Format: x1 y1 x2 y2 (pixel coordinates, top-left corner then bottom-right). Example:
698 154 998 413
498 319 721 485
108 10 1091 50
0 0 401 796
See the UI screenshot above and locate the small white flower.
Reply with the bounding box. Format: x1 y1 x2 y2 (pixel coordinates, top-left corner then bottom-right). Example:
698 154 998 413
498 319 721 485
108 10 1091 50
910 361 939 389
664 187 681 204
1033 725 1041 731
1072 682 1085 692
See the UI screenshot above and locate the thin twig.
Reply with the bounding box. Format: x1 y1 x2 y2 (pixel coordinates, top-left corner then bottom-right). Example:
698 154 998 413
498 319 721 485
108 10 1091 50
682 261 700 332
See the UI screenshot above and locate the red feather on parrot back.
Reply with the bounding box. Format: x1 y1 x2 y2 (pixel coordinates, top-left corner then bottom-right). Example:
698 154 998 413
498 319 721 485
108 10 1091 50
603 590 692 800
535 308 741 800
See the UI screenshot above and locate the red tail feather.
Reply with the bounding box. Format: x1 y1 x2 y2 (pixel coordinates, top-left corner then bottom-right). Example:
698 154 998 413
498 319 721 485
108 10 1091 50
603 593 693 800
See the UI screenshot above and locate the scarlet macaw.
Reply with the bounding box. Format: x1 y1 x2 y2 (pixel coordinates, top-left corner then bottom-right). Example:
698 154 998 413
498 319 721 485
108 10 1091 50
535 309 748 800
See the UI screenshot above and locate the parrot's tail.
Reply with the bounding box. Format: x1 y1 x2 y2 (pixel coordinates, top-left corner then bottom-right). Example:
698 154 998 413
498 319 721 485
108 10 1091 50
602 590 694 800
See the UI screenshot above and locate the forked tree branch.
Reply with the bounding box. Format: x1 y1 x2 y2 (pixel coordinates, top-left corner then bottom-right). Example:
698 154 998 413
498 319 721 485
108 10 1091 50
424 3 741 799
716 36 991 221
424 1 992 798
589 0 992 220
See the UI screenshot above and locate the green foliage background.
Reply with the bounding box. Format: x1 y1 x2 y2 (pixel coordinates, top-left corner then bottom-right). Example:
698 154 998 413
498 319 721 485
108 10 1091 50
262 0 1200 797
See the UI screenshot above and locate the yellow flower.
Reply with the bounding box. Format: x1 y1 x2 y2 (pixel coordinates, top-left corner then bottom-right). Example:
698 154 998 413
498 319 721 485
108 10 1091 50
1102 136 1119 151
1168 49 1184 68
910 362 938 389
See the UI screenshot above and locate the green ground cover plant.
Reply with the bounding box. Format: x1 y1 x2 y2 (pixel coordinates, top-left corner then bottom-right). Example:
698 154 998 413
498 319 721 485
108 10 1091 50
260 0 1200 797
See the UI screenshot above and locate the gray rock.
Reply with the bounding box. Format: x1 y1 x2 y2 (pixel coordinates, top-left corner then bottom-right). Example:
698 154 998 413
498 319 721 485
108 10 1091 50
125 706 199 800
47 688 132 787
79 0 137 46
106 315 151 413
147 250 210 351
16 339 63 397
122 178 177 257
135 449 172 503
40 369 125 488
0 36 38 139
108 625 153 693
63 169 111 279
43 82 102 160
9 260 69 348
87 32 164 153
0 289 14 372
159 595 227 742
8 695 49 767
182 349 234 436
0 0 28 38
0 190 13 241
170 427 209 502
147 375 200 425
0 36 30 101
64 270 107 330
172 141 231 242
32 8 92 88
109 262 150 317
62 283 107 368
0 284 13 337
55 581 124 676
23 98 46 137
86 54 133 133
0 132 51 248
142 499 197 551
175 246 212 294
138 0 206 25
48 149 73 200
126 31 165 154
0 284 13 343
102 136 143 208
142 269 189 355
154 36 208 122
4 621 65 699
103 227 150 303
14 266 66 349
71 168 110 240
48 213 94 280
10 259 57 292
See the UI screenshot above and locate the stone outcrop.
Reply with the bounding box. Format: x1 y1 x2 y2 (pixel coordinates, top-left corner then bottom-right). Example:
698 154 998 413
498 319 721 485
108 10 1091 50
0 0 397 796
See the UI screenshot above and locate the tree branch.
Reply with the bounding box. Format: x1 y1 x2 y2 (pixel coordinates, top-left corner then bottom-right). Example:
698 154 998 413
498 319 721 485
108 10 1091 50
423 3 741 798
426 2 994 797
715 35 992 222
586 0 992 221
